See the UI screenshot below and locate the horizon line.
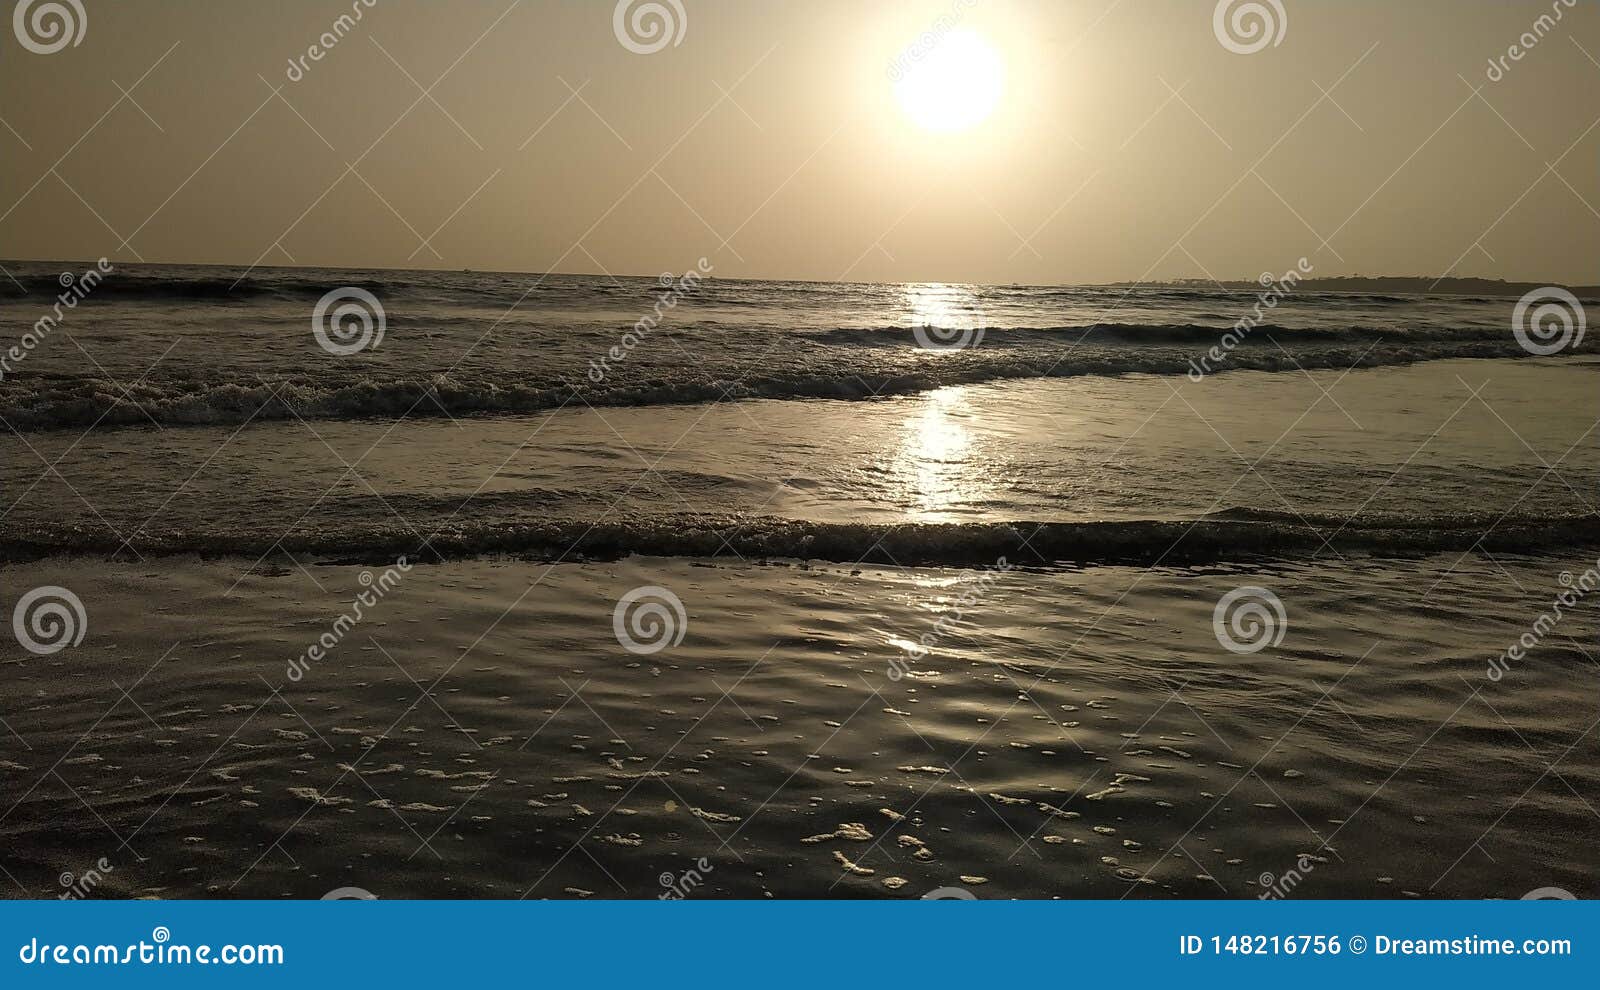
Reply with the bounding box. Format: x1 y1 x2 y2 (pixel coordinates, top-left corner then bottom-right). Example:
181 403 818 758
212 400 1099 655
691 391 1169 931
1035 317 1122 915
2 256 1595 295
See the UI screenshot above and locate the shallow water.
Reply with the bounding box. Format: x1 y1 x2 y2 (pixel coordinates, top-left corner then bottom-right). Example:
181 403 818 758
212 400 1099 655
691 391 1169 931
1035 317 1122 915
2 265 1596 901
2 358 1595 563
0 552 1593 900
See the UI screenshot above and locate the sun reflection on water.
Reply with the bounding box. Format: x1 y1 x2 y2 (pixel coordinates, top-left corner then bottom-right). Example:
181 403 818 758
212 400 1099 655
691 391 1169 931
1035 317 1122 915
900 283 986 333
895 386 987 520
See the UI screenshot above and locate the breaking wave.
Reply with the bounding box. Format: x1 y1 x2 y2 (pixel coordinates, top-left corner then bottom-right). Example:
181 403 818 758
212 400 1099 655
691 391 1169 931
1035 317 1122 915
3 509 1595 567
1 336 1573 432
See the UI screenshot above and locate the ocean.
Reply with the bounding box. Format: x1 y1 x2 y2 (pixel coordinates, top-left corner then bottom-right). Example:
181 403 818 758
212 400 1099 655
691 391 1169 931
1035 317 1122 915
1 262 1596 899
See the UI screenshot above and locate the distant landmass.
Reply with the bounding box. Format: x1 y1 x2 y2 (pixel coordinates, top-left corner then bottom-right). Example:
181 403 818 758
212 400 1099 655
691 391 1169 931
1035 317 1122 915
1116 276 1599 297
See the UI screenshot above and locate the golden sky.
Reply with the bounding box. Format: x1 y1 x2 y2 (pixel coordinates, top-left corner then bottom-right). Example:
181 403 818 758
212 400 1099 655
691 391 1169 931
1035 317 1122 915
1 0 1595 284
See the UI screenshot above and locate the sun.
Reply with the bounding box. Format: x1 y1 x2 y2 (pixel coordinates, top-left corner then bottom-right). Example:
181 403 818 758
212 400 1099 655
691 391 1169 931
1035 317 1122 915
893 29 1005 134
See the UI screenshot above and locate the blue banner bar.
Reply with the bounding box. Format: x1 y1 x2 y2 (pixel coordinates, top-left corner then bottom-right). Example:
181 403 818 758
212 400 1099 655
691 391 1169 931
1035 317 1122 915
1 901 1591 987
